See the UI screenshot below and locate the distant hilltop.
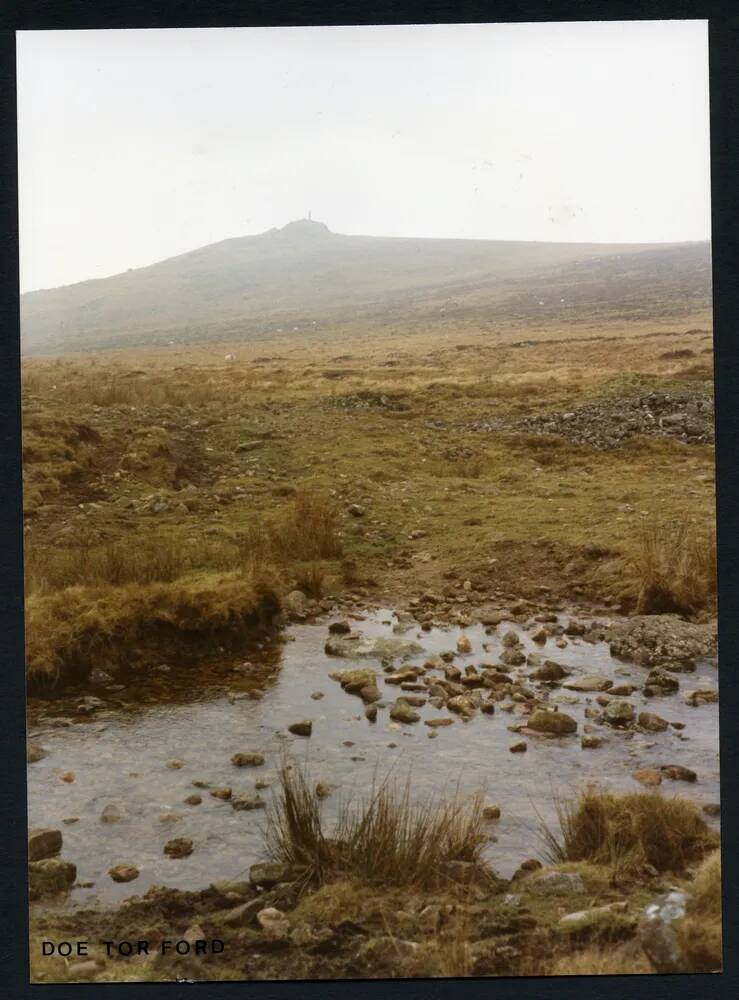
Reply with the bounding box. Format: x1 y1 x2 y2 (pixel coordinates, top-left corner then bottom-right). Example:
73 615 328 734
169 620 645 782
20 220 712 355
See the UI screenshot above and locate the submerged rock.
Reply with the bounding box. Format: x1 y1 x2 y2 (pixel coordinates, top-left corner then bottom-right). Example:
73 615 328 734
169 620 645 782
325 635 423 660
231 752 265 767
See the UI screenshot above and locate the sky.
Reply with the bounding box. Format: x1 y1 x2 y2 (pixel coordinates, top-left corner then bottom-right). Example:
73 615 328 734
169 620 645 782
17 21 710 292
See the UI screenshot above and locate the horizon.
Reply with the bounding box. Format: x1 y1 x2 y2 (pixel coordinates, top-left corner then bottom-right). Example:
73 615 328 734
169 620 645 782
20 216 712 296
17 22 711 293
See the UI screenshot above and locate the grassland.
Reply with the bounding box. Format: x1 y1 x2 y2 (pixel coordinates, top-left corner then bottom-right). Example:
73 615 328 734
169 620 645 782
22 308 715 690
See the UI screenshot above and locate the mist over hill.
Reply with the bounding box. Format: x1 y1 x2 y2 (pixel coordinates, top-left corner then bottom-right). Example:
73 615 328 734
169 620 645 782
20 219 712 355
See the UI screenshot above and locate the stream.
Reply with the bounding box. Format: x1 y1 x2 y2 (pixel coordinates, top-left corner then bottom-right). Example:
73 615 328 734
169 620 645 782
27 608 720 906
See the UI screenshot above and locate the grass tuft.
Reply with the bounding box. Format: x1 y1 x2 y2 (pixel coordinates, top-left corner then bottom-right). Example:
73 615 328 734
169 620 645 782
266 761 488 889
540 788 717 876
632 516 716 615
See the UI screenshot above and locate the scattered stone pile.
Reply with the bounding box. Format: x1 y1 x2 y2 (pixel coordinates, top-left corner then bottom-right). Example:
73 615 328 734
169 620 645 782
467 389 714 449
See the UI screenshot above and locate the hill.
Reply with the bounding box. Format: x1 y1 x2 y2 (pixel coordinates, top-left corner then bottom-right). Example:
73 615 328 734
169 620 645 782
20 219 712 354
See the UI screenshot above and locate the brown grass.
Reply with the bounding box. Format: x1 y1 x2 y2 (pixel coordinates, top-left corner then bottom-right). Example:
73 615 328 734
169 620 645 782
632 516 716 615
674 849 722 972
549 947 651 976
266 761 487 889
25 569 280 690
541 788 717 876
270 487 343 561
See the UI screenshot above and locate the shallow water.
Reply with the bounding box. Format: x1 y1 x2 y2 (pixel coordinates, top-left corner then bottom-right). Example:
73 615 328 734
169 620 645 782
28 609 720 906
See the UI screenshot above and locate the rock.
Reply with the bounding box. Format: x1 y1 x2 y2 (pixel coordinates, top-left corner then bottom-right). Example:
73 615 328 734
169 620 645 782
310 691 324 700
702 803 721 817
28 858 77 899
632 768 663 787
210 787 232 800
385 669 421 686
315 782 331 799
581 735 605 749
532 660 570 681
27 742 48 763
232 794 266 811
390 698 420 724
109 864 139 883
526 710 577 735
184 794 202 806
609 684 638 696
531 626 548 644
447 695 475 717
231 752 265 767
348 504 366 518
562 674 612 692
283 590 308 619
483 805 501 820
100 804 123 823
223 898 266 926
500 647 526 667
59 771 75 783
330 667 377 690
424 718 454 728
249 861 298 888
359 684 381 703
159 812 181 823
364 704 378 722
639 712 669 732
456 635 472 654
328 620 352 634
644 668 680 696
509 741 528 753
28 828 62 861
502 630 520 647
166 759 184 769
164 837 193 858
256 906 290 940
608 616 715 670
603 701 635 727
528 871 585 896
558 901 629 928
288 720 312 737
660 765 697 782
639 891 688 972
326 635 423 660
512 858 542 880
685 689 718 706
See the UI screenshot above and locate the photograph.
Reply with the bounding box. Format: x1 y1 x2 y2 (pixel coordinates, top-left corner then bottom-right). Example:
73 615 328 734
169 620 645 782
18 21 720 983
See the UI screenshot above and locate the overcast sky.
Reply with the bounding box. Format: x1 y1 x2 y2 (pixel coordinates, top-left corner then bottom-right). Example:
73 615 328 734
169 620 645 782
17 21 710 292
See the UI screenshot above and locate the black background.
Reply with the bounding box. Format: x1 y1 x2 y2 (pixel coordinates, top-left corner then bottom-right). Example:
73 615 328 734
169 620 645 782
1 4 736 998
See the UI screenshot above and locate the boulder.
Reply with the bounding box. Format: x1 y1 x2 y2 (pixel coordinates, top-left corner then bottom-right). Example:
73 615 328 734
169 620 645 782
639 712 669 732
100 804 123 823
288 720 313 737
389 699 420 724
526 710 577 735
328 620 352 635
531 660 570 681
509 741 528 753
28 828 62 862
283 590 308 619
581 734 606 749
528 871 585 896
329 668 377 690
249 862 299 888
639 891 688 972
500 648 526 667
325 635 423 660
660 764 697 783
456 635 472 654
502 630 521 647
603 701 635 727
608 616 715 670
364 704 378 722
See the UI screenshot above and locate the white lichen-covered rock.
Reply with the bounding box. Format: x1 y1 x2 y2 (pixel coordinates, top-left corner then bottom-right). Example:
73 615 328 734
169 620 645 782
639 891 688 972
